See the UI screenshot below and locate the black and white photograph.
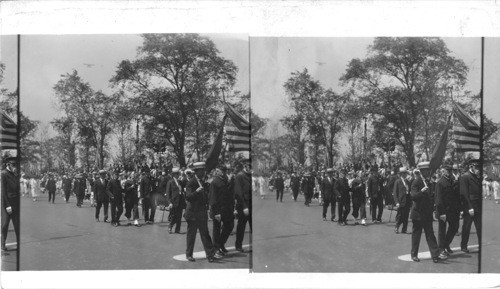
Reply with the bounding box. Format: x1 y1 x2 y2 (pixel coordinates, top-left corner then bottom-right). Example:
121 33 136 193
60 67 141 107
1 33 251 270
481 38 500 273
1 35 20 271
251 37 483 273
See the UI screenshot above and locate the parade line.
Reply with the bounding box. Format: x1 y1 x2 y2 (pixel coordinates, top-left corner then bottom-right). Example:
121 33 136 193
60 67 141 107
173 244 251 261
397 245 479 262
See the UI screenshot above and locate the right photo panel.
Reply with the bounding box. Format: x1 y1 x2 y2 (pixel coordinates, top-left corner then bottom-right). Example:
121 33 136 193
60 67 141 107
482 37 500 273
251 37 481 273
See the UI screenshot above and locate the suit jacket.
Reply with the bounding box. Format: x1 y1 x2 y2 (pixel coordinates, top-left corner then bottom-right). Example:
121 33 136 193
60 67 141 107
301 177 315 196
106 179 123 203
274 176 284 191
367 175 383 199
460 171 481 211
350 178 365 202
1 169 19 209
290 176 301 191
184 175 209 221
46 179 57 193
410 176 434 221
166 177 185 209
321 176 336 202
393 177 411 207
139 175 153 199
123 180 138 204
157 175 170 195
94 178 109 202
234 170 251 210
209 174 234 217
62 178 72 192
334 177 350 201
435 175 460 215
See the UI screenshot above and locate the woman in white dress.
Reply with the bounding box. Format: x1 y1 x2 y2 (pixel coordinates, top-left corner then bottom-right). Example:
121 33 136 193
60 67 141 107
30 177 40 201
21 175 29 197
258 176 266 199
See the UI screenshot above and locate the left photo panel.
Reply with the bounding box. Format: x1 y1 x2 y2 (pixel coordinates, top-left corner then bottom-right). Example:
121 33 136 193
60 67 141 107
1 35 21 271
15 34 251 270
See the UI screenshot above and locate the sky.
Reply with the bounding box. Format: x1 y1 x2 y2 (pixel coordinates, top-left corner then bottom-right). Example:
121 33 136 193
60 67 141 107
0 33 249 128
250 37 500 124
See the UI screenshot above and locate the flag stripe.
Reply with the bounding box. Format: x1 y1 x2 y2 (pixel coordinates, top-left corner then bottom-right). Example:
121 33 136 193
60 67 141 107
452 102 480 153
453 102 479 130
453 129 480 136
225 103 250 153
453 135 480 143
226 130 251 137
1 112 18 150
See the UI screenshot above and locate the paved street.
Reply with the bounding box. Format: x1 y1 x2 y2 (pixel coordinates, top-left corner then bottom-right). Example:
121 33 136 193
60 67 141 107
253 189 479 273
481 198 500 273
18 193 250 270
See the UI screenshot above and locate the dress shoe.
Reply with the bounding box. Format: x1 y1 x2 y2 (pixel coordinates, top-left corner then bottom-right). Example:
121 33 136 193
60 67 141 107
213 252 224 259
168 228 173 234
134 223 141 227
331 217 336 222
104 219 110 223
433 253 448 263
207 257 216 263
235 247 245 253
442 250 449 256
394 228 399 234
461 248 470 253
187 256 195 262
112 222 118 227
217 249 227 256
412 257 420 262
340 222 346 226
220 246 228 254
445 247 453 254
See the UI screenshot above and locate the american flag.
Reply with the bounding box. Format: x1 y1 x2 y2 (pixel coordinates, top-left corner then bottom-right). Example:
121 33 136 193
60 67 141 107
225 103 250 152
452 102 480 152
1 111 17 150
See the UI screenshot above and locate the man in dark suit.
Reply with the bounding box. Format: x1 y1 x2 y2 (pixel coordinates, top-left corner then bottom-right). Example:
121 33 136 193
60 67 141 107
321 168 336 221
335 169 351 226
410 164 447 263
393 167 412 234
140 168 155 224
184 162 221 262
274 171 285 202
435 164 460 255
46 174 57 204
460 159 481 253
166 167 185 233
123 172 140 226
209 164 234 255
94 170 110 222
234 158 252 252
107 170 124 227
367 167 384 223
351 171 366 225
1 156 20 252
62 175 72 203
301 173 315 206
290 173 300 201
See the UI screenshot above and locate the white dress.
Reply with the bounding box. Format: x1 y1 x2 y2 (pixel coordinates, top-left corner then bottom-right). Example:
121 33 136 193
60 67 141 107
30 178 40 198
258 176 266 197
493 181 500 201
21 178 28 196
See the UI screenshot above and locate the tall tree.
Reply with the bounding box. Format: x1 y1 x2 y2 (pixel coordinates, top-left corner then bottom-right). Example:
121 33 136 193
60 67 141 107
341 37 468 167
111 34 237 167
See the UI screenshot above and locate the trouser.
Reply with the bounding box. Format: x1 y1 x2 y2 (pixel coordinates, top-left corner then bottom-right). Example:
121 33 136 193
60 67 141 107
322 199 336 219
169 207 183 232
370 196 384 221
276 189 284 202
235 203 252 249
292 188 299 201
1 199 20 249
411 219 440 258
185 217 214 258
352 197 365 219
438 210 460 250
48 190 56 203
304 192 313 205
142 198 152 222
124 199 139 220
95 200 109 221
338 197 351 223
384 189 395 206
64 189 71 202
149 193 158 222
461 201 481 249
76 192 85 206
213 210 235 251
395 205 410 232
110 200 123 223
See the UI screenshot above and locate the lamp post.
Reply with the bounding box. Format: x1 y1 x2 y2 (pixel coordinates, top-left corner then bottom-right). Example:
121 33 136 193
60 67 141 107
424 108 429 160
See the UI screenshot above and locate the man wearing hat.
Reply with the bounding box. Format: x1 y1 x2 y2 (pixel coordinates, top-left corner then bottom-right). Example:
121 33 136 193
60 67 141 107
435 164 460 255
140 167 155 224
301 172 315 206
460 159 482 253
234 158 252 252
107 170 124 227
321 168 337 222
274 171 285 202
166 167 185 233
74 173 86 208
184 161 221 262
393 167 412 234
46 173 57 204
209 164 235 255
410 163 446 262
335 169 350 226
62 174 72 203
94 169 110 222
367 166 384 223
1 156 20 251
290 172 301 201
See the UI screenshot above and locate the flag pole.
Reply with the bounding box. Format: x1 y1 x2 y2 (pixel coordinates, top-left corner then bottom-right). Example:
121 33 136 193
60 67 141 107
478 36 484 274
